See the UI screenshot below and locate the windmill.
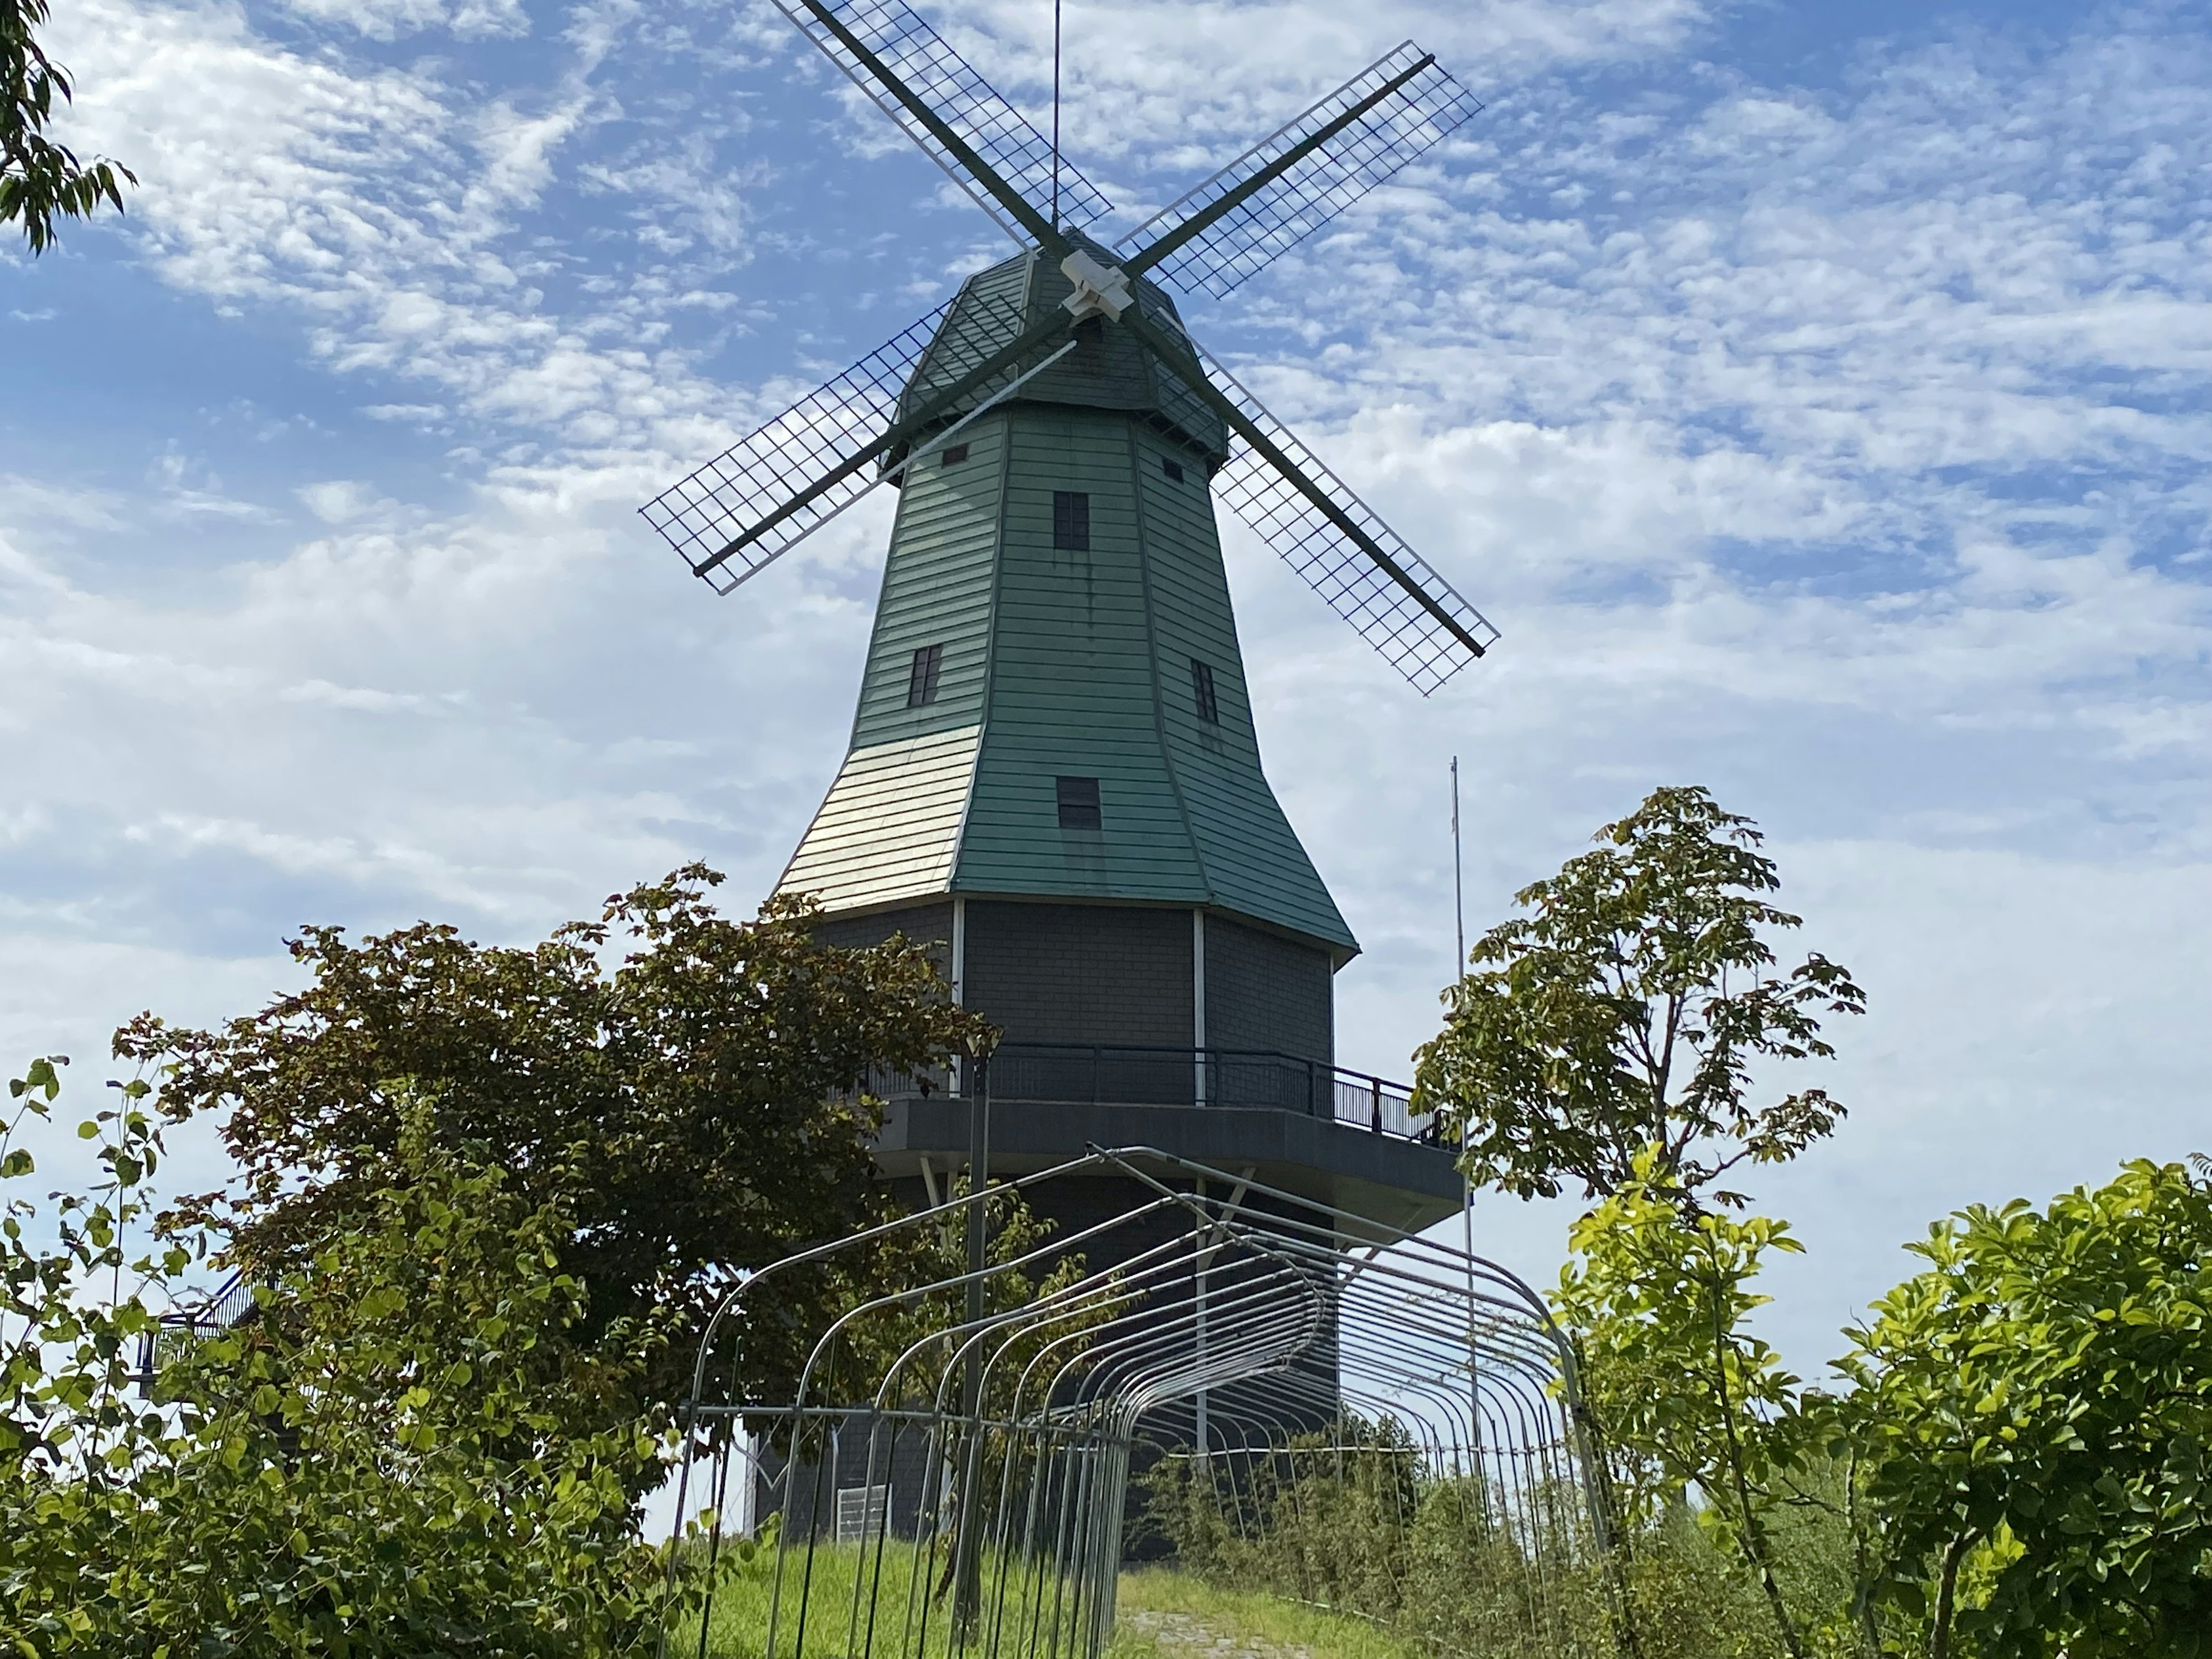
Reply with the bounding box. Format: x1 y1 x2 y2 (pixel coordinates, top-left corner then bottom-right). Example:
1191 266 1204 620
639 0 1487 1237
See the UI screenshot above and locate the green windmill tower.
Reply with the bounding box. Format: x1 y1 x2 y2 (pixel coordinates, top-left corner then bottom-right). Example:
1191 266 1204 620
642 0 1497 1237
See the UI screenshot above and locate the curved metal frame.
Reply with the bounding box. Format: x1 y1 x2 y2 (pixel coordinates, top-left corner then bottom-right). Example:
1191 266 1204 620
658 1149 1616 1659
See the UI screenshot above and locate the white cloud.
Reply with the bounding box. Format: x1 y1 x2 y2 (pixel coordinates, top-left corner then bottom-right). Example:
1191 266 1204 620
271 0 526 41
43 0 759 487
296 479 380 523
5 0 2210 1351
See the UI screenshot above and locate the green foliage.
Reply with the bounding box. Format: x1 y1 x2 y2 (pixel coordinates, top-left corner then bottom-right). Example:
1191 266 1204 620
1135 1412 1889 1659
1139 1418 1609 1658
1552 1150 1816 1658
1414 786 1863 1207
1604 1497 1863 1659
1 1058 687 1654
1145 1420 1423 1613
2 0 135 252
1836 1159 2212 1658
1554 1154 1806 1533
1555 1153 2212 1659
116 865 991 1461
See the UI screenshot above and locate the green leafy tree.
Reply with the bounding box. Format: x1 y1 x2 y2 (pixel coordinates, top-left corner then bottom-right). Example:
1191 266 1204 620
1836 1160 2212 1659
115 865 990 1464
1552 1148 1815 1659
3 0 135 253
1414 786 1864 1208
1 1059 687 1654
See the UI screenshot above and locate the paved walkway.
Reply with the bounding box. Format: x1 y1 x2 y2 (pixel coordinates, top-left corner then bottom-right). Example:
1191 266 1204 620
1121 1609 1315 1659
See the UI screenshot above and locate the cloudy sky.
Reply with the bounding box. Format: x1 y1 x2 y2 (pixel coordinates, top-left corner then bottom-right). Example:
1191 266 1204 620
5 0 2208 1369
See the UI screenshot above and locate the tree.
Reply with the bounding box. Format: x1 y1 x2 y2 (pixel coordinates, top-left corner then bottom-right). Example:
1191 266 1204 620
1413 785 1864 1209
115 865 991 1449
1552 1148 1815 1659
1836 1160 2212 1659
1 1058 686 1654
3 0 135 253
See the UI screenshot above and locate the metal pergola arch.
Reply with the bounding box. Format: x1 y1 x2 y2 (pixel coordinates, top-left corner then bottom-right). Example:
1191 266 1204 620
660 1148 1618 1659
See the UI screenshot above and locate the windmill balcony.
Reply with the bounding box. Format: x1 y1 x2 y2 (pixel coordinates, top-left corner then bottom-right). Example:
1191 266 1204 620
865 1042 1463 1238
854 1043 1438 1142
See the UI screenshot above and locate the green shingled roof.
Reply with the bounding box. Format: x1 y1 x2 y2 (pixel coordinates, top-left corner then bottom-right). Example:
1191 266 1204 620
777 253 1356 959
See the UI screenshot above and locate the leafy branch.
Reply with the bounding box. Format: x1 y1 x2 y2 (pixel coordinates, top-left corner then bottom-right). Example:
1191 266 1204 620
2 0 136 253
1415 785 1864 1209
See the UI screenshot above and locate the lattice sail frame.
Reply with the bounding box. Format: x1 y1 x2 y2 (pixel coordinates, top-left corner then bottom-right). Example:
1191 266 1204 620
642 305 946 590
1180 349 1500 695
656 1150 1618 1659
641 292 1067 590
643 6 1505 685
770 0 1115 241
1121 41 1485 301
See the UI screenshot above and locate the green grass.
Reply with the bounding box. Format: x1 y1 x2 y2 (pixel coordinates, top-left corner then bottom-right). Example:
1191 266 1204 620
1108 1569 1429 1659
677 1544 1425 1659
681 1539 1111 1659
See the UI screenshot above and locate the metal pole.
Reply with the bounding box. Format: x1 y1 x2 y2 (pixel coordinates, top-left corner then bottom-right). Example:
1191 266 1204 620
1451 755 1465 975
1050 0 1062 230
1453 756 1479 1460
967 1051 991 1329
956 1050 991 1642
1194 1179 1209 1466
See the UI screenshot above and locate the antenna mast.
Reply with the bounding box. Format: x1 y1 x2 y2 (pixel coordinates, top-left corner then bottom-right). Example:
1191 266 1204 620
1452 754 1476 1453
1451 755 1465 972
1050 0 1062 228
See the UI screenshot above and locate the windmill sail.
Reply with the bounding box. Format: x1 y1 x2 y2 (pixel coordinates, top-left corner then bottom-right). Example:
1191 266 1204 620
1188 349 1499 696
638 305 950 592
771 0 1115 243
639 292 1079 590
1120 42 1482 300
647 3 1501 688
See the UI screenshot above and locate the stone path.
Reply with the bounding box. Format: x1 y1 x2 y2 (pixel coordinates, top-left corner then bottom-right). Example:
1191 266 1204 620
1120 1609 1315 1659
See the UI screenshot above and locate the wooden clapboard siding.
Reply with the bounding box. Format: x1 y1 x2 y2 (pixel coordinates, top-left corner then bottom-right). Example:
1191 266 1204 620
1131 426 1354 951
777 724 982 912
775 247 1356 960
957 407 1211 906
849 416 1007 748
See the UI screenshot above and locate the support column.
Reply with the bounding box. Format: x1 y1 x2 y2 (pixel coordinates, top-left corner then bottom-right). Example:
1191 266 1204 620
951 896 967 1093
1192 908 1207 1105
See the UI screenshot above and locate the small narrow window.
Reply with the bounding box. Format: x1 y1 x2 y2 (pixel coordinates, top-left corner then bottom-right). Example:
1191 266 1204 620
1162 457 1185 483
1055 775 1101 830
1191 658 1218 724
1052 491 1090 551
941 443 969 466
907 642 944 707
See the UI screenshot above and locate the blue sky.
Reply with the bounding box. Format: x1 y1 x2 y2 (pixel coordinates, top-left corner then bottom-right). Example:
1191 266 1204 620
5 0 2209 1370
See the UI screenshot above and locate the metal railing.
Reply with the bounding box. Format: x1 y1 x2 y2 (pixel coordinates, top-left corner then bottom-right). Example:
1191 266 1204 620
862 1043 1438 1145
132 1268 261 1392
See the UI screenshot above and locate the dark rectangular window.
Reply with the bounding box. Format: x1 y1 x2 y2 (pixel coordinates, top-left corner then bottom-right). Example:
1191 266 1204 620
907 642 944 707
941 443 969 466
1162 457 1185 483
1055 775 1101 830
1191 658 1218 724
1052 491 1090 551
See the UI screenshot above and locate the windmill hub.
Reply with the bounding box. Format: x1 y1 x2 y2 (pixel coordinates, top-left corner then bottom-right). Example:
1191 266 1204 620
1058 250 1132 323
